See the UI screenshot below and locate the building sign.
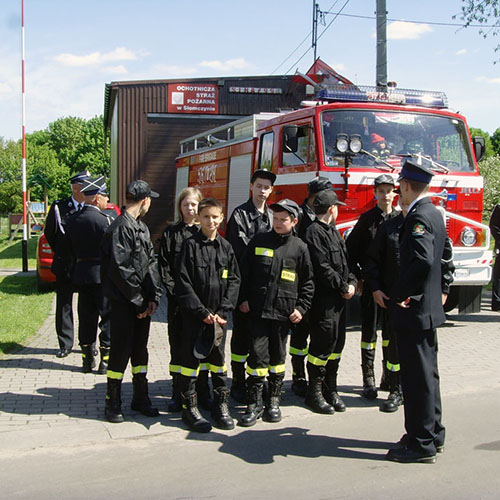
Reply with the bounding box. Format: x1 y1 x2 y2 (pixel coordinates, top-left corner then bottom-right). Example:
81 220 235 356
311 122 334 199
168 83 218 114
229 87 283 95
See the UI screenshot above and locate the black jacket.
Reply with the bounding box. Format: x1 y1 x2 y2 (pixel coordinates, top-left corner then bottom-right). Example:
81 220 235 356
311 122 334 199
489 205 500 254
158 221 200 297
225 199 273 262
239 230 314 321
175 232 240 321
44 196 80 279
297 200 315 240
63 205 111 285
303 219 357 299
100 208 162 313
346 205 400 280
390 198 448 331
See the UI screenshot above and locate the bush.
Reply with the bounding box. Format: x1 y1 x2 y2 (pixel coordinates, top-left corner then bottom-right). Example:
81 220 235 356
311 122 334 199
478 155 500 222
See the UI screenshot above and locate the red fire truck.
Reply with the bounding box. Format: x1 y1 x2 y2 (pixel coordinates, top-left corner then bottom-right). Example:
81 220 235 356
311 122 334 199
175 84 492 313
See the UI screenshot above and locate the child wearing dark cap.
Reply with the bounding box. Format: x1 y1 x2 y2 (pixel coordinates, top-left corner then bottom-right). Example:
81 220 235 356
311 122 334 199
238 199 314 427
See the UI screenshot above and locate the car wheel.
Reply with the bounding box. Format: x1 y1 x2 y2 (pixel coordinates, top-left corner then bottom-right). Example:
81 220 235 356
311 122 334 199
36 270 54 293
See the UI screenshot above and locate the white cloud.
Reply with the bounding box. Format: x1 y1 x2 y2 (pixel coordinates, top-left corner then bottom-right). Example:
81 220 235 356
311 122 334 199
476 76 500 84
101 65 128 75
54 47 138 67
199 58 250 72
152 64 198 77
456 49 467 56
387 21 432 40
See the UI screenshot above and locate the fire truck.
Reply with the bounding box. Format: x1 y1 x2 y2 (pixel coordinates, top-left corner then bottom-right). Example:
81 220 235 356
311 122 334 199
175 84 492 313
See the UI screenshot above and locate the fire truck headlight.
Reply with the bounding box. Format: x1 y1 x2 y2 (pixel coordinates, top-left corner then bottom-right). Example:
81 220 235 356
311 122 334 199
336 134 349 153
349 134 362 154
460 227 477 247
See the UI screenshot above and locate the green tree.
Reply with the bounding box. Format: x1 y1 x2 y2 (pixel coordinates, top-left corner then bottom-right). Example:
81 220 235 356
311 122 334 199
478 155 500 222
470 127 495 158
491 127 500 155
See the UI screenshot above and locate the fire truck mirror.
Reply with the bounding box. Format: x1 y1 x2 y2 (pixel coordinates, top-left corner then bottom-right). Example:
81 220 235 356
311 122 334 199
472 136 485 163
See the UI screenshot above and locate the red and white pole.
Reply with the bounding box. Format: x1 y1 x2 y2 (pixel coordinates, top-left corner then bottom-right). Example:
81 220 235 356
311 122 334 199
21 0 28 271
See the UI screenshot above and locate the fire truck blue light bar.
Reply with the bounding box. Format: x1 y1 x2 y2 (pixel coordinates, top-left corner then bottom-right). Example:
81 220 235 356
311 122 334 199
317 84 448 109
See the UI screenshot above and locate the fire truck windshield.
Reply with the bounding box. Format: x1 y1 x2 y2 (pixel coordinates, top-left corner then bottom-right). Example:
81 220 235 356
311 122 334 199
321 110 475 172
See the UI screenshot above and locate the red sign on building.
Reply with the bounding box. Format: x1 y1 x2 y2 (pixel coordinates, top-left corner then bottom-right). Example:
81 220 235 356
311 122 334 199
168 83 219 114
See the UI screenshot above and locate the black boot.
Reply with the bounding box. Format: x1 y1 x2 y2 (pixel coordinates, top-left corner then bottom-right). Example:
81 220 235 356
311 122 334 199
361 349 378 399
264 376 283 423
131 373 159 417
81 344 96 373
379 360 390 392
380 371 403 413
105 378 124 423
305 371 335 414
212 387 234 430
181 390 212 433
97 346 110 375
324 359 346 412
291 355 308 397
168 373 182 412
196 370 213 411
230 361 247 403
240 377 264 427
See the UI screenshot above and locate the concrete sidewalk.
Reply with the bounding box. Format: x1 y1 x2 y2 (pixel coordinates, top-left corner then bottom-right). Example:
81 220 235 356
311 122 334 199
0 292 499 498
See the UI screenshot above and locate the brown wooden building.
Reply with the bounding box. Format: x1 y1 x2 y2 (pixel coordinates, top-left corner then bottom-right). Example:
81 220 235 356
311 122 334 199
103 75 308 245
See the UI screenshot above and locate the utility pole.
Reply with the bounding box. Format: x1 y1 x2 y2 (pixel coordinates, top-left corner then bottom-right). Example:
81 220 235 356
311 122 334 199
376 0 388 89
312 1 319 63
21 0 28 272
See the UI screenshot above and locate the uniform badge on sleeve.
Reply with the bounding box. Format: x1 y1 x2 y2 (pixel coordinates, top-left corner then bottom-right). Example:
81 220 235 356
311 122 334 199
412 223 425 236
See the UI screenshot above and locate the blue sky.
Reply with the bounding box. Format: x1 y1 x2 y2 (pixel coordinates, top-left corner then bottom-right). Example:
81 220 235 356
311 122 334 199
1 0 499 141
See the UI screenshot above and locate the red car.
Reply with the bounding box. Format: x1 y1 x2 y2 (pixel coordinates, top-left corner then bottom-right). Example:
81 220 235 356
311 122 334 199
36 203 121 292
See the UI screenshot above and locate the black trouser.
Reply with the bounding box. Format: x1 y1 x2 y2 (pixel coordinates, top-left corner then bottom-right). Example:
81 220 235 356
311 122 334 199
307 295 345 375
230 308 251 364
178 312 228 393
247 317 289 379
396 326 445 455
289 313 309 357
360 288 389 358
107 299 151 380
384 314 400 373
77 284 110 347
167 295 183 375
55 277 74 350
492 255 500 311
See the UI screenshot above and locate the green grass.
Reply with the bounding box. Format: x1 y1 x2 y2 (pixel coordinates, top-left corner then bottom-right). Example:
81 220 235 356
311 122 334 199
0 237 38 269
0 274 54 355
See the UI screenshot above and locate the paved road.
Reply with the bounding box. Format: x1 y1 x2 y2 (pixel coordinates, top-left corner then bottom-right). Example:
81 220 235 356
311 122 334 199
0 292 499 499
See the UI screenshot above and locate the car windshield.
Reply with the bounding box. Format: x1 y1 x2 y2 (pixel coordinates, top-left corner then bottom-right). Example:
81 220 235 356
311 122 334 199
321 109 475 172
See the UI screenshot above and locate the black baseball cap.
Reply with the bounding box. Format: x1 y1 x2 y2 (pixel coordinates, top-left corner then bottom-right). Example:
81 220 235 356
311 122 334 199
69 170 90 185
270 199 300 219
126 180 160 201
193 322 224 359
81 176 108 196
313 189 346 211
374 174 395 187
250 169 276 185
397 159 434 184
308 176 332 193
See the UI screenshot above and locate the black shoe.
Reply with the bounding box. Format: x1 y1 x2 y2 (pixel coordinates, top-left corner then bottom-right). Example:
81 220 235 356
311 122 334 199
398 434 444 454
386 446 436 464
291 377 308 397
56 348 71 358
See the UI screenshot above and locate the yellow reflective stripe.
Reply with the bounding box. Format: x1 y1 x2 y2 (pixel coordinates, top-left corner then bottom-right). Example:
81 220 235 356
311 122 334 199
107 370 124 380
281 269 296 282
231 353 248 363
361 341 376 350
169 363 181 374
180 366 200 377
208 363 227 374
307 354 327 366
382 340 390 348
246 365 268 377
387 362 400 372
269 363 286 374
289 346 308 356
221 269 228 279
328 352 341 361
199 363 209 371
255 247 274 257
102 354 109 361
131 365 147 375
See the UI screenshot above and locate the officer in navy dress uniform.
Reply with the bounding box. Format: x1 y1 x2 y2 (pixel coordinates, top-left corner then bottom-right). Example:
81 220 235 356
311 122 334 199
387 160 452 464
63 176 112 373
488 205 500 311
44 171 89 358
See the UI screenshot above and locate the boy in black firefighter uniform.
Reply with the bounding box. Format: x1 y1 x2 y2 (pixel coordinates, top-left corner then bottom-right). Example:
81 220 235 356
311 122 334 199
63 176 111 374
346 174 399 399
238 199 314 427
225 168 275 403
158 187 202 412
290 176 333 397
44 170 89 358
303 189 357 414
100 180 162 423
175 198 240 433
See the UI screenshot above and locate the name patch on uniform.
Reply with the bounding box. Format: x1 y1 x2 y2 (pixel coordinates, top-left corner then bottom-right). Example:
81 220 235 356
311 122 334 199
221 269 228 279
255 247 274 258
281 270 296 282
412 223 425 236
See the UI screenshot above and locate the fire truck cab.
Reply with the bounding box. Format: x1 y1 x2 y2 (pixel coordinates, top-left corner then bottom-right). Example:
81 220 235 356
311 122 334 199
176 84 492 313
